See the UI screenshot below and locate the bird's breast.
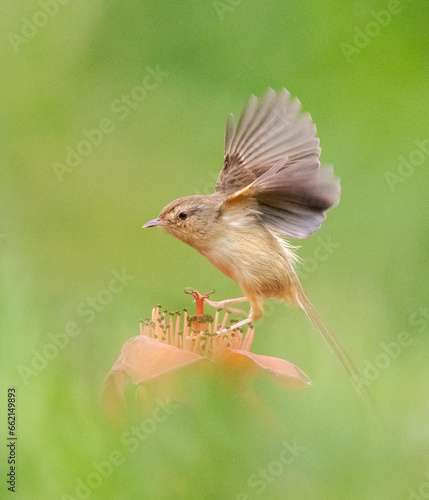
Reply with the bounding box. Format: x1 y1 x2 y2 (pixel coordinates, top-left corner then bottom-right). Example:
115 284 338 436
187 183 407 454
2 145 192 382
200 209 258 282
203 229 273 284
203 238 239 282
202 216 297 299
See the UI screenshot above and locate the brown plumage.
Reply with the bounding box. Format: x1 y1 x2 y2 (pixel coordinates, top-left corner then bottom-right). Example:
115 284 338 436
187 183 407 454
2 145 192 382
143 89 374 410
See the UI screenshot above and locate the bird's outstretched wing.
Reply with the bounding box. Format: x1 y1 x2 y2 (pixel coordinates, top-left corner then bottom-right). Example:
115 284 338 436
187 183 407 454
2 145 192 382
217 88 340 239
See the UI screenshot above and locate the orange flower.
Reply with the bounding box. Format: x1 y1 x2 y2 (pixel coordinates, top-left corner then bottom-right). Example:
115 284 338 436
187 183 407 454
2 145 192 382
101 291 310 417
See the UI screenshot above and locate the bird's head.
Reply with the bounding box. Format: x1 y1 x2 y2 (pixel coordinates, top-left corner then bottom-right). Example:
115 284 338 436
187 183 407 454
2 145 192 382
143 194 220 251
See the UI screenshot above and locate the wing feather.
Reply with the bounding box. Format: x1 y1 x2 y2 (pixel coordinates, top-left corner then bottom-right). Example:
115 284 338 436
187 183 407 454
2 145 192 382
216 88 321 194
254 158 340 238
225 113 234 153
217 89 340 239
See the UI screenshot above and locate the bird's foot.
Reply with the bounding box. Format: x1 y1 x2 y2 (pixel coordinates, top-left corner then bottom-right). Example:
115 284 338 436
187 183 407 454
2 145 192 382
205 296 248 316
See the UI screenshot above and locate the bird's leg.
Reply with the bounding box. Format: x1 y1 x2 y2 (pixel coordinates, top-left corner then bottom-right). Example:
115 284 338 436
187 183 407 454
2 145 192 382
219 304 256 333
205 296 249 316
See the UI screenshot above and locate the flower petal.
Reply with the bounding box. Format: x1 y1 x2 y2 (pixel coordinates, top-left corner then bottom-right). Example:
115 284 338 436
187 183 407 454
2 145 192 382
100 369 129 423
101 327 311 421
101 335 213 418
107 335 205 383
220 350 311 390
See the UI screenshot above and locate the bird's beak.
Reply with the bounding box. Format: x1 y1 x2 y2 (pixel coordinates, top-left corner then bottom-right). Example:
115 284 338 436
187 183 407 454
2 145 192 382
142 217 167 228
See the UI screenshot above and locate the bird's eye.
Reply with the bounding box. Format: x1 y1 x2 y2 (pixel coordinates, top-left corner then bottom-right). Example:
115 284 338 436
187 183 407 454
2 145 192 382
178 212 187 220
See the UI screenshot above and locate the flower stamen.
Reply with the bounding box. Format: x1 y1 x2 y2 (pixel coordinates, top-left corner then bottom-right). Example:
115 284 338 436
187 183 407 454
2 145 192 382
139 291 256 359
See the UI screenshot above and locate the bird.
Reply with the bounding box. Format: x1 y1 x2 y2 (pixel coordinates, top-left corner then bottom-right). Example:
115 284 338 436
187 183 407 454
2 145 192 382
143 88 371 406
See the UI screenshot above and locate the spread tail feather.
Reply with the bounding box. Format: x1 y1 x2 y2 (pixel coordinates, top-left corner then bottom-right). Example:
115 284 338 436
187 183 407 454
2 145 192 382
296 287 378 417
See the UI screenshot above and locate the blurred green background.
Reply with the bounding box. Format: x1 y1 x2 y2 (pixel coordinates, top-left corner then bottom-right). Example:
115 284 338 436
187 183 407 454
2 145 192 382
1 1 428 498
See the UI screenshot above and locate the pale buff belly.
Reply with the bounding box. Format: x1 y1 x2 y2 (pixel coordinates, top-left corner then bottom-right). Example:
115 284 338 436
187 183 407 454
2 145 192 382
203 235 295 299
